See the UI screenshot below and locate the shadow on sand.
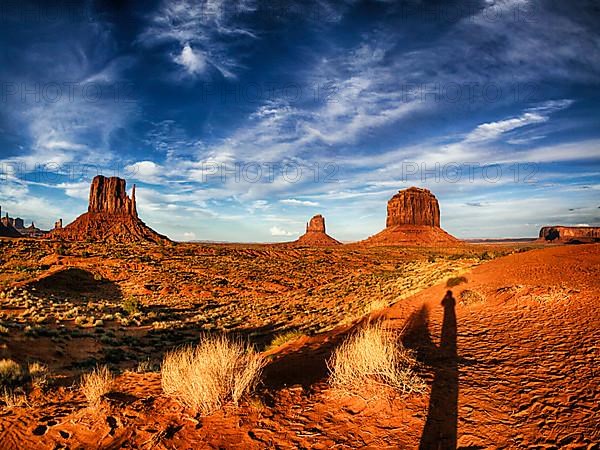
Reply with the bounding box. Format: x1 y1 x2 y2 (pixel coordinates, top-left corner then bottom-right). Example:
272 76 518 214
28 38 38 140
28 267 122 301
403 290 458 450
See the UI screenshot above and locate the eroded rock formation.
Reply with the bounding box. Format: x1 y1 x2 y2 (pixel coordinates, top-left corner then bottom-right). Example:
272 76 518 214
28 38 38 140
364 187 458 246
295 214 341 246
386 187 440 227
0 206 23 237
48 175 170 244
88 176 137 216
306 215 326 233
538 226 600 243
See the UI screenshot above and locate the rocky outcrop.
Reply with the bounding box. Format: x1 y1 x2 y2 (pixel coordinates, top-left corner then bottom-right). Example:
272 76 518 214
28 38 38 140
0 221 22 237
19 222 47 238
294 214 341 246
88 176 137 216
538 226 600 244
306 215 326 233
386 187 440 227
363 187 458 246
48 176 170 244
0 206 23 237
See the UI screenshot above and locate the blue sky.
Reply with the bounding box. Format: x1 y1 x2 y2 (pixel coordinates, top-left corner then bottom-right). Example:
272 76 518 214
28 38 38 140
0 0 599 241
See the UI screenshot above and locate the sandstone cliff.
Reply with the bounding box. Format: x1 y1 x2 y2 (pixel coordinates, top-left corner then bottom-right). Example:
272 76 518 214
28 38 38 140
48 176 170 244
538 226 600 243
363 187 458 246
386 187 440 227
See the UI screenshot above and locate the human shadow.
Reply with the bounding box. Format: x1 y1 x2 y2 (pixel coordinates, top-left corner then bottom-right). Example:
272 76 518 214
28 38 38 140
403 290 458 450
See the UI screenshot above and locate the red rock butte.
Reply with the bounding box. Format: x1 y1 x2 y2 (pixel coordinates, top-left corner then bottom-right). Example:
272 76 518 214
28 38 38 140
538 226 600 244
47 175 170 244
88 176 138 216
294 214 341 246
363 187 458 245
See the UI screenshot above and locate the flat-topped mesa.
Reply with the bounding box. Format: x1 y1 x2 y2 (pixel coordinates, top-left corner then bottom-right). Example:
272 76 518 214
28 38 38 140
295 214 341 246
386 187 440 228
88 176 137 217
363 187 458 246
538 226 600 243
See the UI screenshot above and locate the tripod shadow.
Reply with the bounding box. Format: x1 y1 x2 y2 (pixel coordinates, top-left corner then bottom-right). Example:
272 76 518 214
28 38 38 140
403 290 458 450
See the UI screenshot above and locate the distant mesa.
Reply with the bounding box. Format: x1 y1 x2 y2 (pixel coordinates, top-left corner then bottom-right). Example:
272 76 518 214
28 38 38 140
48 175 170 244
538 226 600 244
294 214 341 246
363 187 459 246
0 211 22 238
0 206 48 238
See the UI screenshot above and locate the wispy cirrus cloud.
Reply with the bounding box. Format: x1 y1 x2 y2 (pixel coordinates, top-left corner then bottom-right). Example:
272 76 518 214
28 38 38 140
139 0 258 79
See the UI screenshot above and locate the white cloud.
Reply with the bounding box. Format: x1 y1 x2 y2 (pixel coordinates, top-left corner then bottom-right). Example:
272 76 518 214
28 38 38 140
269 225 294 236
175 43 207 75
56 181 90 200
126 161 165 184
140 0 257 79
465 112 547 142
280 198 320 206
183 231 197 240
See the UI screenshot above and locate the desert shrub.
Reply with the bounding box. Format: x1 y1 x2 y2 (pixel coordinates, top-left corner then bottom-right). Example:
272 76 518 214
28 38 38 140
161 335 265 415
459 289 485 306
80 365 114 407
28 362 48 389
328 322 424 396
0 359 24 387
363 298 390 315
267 330 303 351
446 276 467 288
136 359 159 373
479 251 493 260
122 297 141 316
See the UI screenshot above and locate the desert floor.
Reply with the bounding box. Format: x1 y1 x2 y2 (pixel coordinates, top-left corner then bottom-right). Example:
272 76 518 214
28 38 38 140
0 240 598 449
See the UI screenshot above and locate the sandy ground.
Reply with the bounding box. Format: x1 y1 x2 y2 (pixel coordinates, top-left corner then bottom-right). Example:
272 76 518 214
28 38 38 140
0 243 598 449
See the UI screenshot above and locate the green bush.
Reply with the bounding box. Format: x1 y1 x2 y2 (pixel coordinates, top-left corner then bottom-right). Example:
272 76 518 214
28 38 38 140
122 297 141 316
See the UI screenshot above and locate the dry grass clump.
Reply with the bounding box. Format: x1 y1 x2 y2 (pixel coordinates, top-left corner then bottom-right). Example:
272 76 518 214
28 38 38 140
328 322 425 397
80 365 114 407
161 335 265 415
28 362 49 389
0 359 24 386
1 388 28 408
267 330 303 351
